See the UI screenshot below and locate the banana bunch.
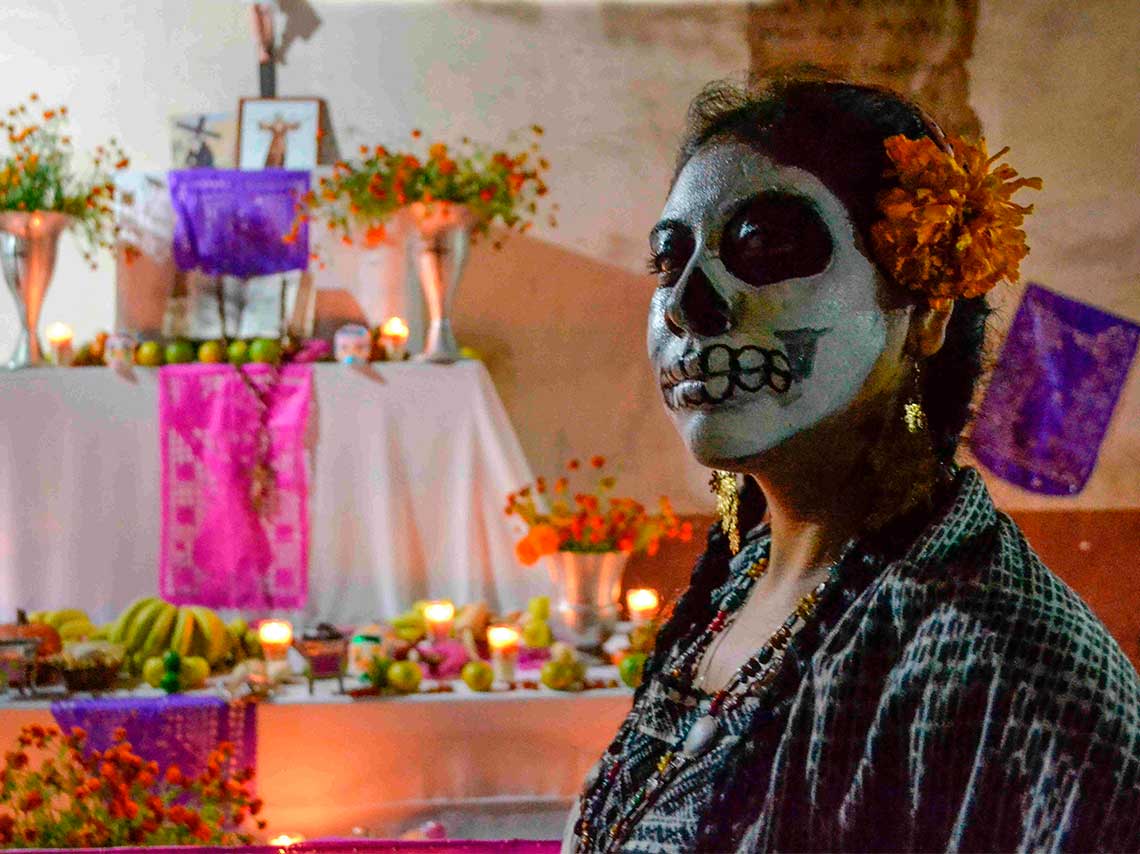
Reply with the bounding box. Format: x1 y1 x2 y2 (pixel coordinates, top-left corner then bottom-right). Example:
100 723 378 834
109 598 234 675
28 609 99 642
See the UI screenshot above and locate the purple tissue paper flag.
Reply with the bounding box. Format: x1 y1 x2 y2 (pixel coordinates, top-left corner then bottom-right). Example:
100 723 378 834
970 283 1139 495
168 169 310 277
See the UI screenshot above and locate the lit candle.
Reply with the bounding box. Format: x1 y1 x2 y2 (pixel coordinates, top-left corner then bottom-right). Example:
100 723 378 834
258 619 293 661
46 322 73 366
268 833 305 847
487 624 520 683
380 316 409 361
423 600 455 642
626 588 660 624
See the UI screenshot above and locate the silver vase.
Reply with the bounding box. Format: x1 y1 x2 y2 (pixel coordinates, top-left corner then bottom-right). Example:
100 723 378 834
0 211 70 369
546 550 630 651
406 202 474 364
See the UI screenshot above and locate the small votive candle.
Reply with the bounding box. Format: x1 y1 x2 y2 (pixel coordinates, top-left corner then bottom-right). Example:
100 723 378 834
423 600 455 642
626 588 660 624
268 833 305 847
487 624 520 683
258 619 293 661
380 316 409 361
46 322 74 366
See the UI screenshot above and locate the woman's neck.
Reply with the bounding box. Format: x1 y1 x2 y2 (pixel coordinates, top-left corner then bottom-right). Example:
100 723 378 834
743 400 940 590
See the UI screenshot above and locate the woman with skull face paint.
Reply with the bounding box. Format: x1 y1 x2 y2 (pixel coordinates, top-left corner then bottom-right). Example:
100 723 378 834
567 78 1140 853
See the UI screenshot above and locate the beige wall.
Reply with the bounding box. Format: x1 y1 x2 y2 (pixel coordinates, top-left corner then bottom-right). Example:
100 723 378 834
0 1 1135 513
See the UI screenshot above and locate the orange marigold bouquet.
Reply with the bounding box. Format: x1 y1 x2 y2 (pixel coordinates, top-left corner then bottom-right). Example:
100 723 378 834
0 93 130 267
0 723 265 848
506 456 693 566
287 126 554 251
870 134 1042 309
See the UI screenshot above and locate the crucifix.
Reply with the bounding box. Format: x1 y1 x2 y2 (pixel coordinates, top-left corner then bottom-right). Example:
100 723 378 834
249 1 277 98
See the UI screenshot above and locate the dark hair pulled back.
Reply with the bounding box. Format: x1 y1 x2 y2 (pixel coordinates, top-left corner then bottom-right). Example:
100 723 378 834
636 76 993 846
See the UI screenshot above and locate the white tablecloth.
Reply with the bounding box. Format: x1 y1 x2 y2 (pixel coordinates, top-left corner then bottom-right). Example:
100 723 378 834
0 361 547 623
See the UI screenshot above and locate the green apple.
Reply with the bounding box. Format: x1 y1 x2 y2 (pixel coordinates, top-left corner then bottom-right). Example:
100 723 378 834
461 660 494 692
198 340 225 363
249 338 281 364
618 652 647 689
227 340 249 365
136 340 164 367
540 658 583 691
386 660 422 693
164 339 195 364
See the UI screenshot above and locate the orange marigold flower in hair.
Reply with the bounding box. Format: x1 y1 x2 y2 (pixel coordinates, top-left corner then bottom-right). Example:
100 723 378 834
870 134 1042 308
20 791 44 811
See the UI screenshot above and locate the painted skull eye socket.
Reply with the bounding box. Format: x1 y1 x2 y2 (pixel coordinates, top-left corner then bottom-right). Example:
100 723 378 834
720 193 834 287
648 225 695 287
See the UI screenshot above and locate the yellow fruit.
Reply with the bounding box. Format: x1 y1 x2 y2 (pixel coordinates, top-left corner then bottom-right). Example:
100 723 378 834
522 619 553 649
180 656 209 689
143 656 165 688
137 604 178 663
461 660 494 691
189 607 228 665
123 600 166 651
387 660 422 693
170 608 196 657
110 597 159 644
58 619 97 641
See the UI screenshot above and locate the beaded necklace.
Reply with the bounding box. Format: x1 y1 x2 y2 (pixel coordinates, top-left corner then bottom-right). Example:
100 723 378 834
574 548 844 853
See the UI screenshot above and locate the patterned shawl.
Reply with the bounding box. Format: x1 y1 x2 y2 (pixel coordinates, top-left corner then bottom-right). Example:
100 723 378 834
575 468 1140 852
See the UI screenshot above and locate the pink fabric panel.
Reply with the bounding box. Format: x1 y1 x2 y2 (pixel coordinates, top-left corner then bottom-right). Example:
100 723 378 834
158 363 311 609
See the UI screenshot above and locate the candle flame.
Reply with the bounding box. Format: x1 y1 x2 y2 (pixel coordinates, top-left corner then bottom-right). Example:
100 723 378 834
381 316 409 339
626 588 660 614
487 624 520 650
46 322 73 344
423 600 455 623
258 619 293 645
269 834 305 847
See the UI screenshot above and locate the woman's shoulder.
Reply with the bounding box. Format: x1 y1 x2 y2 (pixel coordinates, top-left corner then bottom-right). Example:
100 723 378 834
885 502 1140 729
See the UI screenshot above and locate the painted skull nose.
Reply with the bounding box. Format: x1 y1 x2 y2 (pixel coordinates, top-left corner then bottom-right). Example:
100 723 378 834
665 263 731 338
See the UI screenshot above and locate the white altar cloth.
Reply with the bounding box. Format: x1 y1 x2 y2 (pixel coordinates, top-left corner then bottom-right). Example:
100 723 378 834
0 361 546 623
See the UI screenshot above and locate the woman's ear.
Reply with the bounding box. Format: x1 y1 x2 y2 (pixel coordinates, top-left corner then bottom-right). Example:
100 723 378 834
906 300 955 358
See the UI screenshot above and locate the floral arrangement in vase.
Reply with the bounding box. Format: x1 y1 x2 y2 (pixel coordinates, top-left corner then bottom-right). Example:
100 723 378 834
0 93 130 266
505 456 694 566
285 126 554 250
0 724 265 847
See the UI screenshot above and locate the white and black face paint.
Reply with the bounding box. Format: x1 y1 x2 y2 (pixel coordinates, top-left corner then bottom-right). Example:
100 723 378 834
647 142 893 466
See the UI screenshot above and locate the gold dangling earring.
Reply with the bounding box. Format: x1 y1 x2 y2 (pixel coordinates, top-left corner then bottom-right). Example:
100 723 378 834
903 358 927 434
709 470 740 555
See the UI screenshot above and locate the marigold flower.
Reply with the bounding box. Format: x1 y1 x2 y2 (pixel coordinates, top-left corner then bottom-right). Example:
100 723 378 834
870 134 1041 307
515 536 540 566
567 459 581 471
164 766 183 785
20 791 44 811
411 128 422 138
590 455 606 469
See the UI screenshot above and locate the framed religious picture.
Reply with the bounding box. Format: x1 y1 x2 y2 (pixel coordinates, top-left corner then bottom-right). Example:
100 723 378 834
236 96 323 169
169 112 237 168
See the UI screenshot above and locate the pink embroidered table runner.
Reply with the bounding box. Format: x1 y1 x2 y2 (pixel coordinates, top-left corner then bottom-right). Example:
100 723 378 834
158 363 312 609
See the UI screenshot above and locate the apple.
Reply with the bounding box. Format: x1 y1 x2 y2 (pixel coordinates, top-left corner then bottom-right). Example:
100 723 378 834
461 660 494 692
249 338 281 364
540 658 583 691
198 340 225 363
386 660 422 693
136 341 164 367
619 652 647 689
227 340 249 365
143 656 165 688
164 339 195 364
